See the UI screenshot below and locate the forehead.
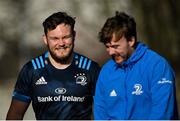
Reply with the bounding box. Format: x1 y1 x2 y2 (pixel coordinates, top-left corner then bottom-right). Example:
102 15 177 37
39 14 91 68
47 24 72 35
106 33 125 45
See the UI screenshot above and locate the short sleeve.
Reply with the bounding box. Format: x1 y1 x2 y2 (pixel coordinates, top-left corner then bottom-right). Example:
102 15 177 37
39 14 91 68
13 62 33 103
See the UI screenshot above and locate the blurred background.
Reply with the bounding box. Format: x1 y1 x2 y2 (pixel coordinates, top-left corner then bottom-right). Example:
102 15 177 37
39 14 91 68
0 0 180 119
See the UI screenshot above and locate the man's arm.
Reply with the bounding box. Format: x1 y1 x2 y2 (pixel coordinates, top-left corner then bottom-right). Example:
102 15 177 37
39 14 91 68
149 59 178 119
94 70 109 120
6 99 30 120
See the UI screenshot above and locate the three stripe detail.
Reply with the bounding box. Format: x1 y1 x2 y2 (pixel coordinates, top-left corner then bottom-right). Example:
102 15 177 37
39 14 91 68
78 56 91 70
31 56 45 70
31 54 92 70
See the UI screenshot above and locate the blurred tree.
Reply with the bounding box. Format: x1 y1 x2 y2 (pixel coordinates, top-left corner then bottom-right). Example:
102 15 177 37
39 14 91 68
0 0 27 80
0 0 130 81
131 0 180 71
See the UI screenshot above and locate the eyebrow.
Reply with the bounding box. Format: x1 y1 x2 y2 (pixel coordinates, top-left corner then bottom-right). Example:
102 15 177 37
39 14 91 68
48 34 72 38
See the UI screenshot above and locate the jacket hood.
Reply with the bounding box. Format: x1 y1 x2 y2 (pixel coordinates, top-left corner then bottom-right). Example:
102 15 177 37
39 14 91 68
117 42 148 68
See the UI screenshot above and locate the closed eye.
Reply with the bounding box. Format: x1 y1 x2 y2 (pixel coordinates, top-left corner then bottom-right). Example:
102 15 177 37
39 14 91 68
106 45 119 49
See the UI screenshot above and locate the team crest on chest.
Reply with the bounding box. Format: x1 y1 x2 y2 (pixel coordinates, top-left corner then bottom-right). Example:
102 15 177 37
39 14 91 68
74 73 87 86
132 84 143 95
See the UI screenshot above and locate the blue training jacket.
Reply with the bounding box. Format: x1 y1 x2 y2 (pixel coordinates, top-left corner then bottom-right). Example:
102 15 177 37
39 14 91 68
94 42 178 120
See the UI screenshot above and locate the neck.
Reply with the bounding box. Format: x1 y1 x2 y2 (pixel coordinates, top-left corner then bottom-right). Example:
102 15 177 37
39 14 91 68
128 47 135 59
49 53 74 69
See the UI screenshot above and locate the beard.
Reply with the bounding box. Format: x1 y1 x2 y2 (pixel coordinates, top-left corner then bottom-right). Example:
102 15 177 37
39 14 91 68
112 53 127 64
48 44 74 64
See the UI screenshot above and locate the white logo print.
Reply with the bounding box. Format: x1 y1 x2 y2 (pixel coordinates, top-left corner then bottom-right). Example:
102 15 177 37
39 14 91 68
55 88 66 94
35 76 47 85
158 78 172 84
74 73 87 86
110 90 117 97
132 84 143 95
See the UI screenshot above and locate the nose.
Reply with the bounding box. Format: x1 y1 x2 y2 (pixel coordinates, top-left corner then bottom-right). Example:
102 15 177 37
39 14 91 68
107 47 115 56
57 38 65 45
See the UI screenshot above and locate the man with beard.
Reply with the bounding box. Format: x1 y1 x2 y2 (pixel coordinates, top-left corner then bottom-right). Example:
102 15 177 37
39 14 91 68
6 12 100 120
94 11 178 120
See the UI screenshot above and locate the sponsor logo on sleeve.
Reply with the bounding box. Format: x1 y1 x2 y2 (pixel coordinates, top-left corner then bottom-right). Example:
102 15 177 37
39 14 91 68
158 78 172 84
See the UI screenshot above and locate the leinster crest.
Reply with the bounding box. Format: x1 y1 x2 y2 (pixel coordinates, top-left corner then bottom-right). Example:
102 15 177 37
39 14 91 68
74 73 87 86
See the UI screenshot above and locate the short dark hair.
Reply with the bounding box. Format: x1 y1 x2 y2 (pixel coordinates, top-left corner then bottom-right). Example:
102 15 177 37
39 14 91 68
98 11 137 44
42 12 75 35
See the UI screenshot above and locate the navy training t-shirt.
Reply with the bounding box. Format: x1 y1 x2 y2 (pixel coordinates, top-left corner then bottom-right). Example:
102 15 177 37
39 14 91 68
12 52 101 120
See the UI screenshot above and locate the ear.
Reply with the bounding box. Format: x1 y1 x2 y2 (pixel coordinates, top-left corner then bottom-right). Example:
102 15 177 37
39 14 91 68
73 30 76 41
128 37 135 47
42 34 48 45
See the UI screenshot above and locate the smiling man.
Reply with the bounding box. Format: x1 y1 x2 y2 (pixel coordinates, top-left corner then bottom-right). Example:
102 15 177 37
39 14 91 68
6 12 100 120
94 11 178 120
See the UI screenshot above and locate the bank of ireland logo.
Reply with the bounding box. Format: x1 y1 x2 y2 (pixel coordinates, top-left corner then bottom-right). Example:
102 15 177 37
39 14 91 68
132 84 143 95
74 73 87 86
55 87 66 94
